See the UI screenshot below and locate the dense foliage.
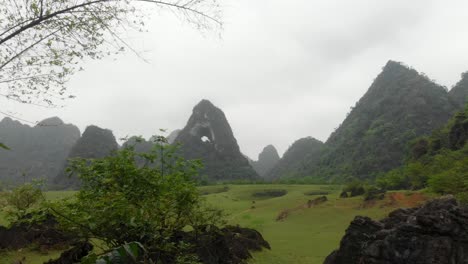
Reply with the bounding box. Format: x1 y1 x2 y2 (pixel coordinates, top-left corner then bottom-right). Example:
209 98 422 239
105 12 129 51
51 138 224 263
377 104 468 201
3 181 44 221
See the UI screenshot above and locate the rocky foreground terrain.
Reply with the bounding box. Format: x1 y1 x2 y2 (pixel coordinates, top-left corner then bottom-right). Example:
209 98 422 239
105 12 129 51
325 196 468 264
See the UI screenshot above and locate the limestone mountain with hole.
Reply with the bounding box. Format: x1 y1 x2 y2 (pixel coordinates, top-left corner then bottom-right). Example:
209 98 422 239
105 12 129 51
174 99 258 181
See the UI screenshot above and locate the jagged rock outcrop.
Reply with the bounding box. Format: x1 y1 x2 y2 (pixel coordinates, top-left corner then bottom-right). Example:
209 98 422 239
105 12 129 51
307 61 458 181
0 214 72 250
324 196 468 264
450 72 468 108
266 137 324 180
174 100 258 181
0 117 80 185
45 242 93 264
54 125 118 189
173 225 271 264
251 145 280 177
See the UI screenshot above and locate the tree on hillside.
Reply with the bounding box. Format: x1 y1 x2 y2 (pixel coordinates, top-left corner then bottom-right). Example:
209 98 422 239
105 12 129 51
0 0 222 108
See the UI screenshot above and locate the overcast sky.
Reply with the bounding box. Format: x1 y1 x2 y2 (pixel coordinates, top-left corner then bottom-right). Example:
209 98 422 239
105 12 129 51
3 0 468 159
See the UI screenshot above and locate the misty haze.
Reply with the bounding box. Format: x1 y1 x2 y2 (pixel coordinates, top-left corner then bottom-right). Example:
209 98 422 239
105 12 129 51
1 1 468 264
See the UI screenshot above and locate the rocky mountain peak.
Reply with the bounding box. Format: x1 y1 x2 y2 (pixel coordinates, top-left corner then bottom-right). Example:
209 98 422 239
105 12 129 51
258 145 280 161
0 117 13 123
266 137 324 180
178 99 238 151
0 117 24 128
53 125 118 189
37 116 64 126
381 60 406 71
174 100 258 181
308 60 456 181
251 145 280 177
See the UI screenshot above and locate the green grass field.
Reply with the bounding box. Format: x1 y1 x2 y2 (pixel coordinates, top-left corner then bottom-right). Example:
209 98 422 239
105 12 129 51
200 184 400 264
0 185 426 264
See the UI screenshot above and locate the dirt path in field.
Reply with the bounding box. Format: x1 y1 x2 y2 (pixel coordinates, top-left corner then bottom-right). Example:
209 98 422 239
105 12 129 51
384 192 427 208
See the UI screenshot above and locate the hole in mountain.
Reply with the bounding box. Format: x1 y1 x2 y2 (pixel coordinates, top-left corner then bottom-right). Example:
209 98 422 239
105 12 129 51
194 125 213 143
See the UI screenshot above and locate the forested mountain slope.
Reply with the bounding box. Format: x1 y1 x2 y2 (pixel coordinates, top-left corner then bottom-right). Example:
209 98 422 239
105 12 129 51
449 72 468 108
267 137 324 180
54 125 118 189
305 61 459 181
376 103 468 200
0 117 80 185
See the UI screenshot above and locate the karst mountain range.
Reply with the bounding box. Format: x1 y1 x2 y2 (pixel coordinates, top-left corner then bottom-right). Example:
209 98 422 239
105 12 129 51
1 60 467 188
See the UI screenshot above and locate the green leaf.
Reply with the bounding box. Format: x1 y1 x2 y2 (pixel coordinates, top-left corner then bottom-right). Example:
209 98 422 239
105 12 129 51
0 143 10 150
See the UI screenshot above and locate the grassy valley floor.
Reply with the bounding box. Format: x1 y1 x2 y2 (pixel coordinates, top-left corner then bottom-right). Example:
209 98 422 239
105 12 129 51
0 185 430 264
201 184 430 264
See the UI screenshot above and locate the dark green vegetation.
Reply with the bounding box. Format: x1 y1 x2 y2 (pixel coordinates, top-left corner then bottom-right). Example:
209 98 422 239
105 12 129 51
449 72 468 108
378 103 468 201
0 117 80 185
53 125 119 189
174 100 258 182
306 61 461 181
267 137 324 180
251 145 280 177
2 181 44 221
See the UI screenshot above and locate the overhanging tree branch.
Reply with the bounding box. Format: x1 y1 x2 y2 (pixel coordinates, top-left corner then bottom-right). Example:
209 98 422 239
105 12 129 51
0 0 222 109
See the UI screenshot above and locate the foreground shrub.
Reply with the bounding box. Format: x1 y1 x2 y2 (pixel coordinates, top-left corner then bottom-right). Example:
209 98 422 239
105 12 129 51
4 181 44 222
428 153 468 203
342 180 365 197
51 138 225 262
